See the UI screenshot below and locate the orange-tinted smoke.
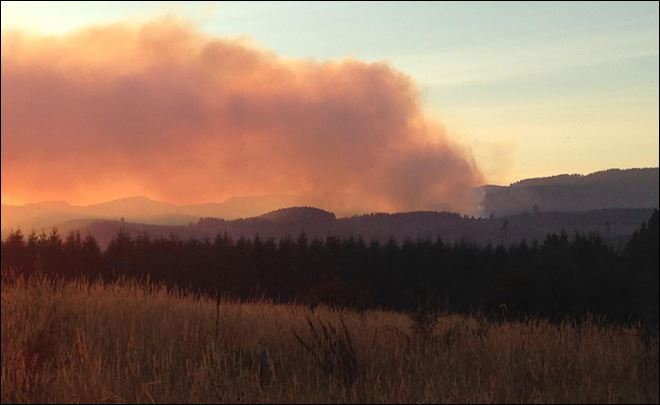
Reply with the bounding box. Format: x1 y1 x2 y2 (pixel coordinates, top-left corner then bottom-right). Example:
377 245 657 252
1 18 483 214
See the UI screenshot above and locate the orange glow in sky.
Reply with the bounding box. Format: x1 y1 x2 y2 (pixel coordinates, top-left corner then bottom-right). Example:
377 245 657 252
1 18 483 213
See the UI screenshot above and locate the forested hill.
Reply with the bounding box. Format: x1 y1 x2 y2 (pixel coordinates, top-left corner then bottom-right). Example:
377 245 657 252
46 207 654 248
479 167 658 216
2 210 657 324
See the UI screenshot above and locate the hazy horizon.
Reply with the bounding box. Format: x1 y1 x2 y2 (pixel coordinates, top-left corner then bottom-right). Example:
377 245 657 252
2 165 658 209
2 167 657 242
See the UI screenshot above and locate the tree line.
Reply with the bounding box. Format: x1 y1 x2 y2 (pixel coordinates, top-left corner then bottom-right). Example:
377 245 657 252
1 210 657 325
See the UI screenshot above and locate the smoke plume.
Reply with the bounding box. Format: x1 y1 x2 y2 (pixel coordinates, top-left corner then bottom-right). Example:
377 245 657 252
1 18 483 214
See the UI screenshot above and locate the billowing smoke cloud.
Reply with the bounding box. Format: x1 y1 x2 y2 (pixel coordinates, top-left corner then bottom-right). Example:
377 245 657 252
1 18 483 214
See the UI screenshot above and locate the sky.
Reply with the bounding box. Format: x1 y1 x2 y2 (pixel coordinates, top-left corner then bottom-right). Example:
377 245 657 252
1 1 658 209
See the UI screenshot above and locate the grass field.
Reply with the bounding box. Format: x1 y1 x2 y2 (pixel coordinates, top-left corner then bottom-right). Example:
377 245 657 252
1 275 658 403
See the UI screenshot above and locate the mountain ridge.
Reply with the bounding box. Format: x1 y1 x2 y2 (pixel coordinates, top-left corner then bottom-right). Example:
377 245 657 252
3 167 658 236
27 207 654 249
478 167 658 216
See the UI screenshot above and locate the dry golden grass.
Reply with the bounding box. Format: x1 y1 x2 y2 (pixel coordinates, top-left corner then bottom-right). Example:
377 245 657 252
1 275 657 403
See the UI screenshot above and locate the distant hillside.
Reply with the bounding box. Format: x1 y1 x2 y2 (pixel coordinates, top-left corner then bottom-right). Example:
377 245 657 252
1 194 303 236
45 207 655 248
480 168 658 216
3 168 657 239
255 207 336 223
